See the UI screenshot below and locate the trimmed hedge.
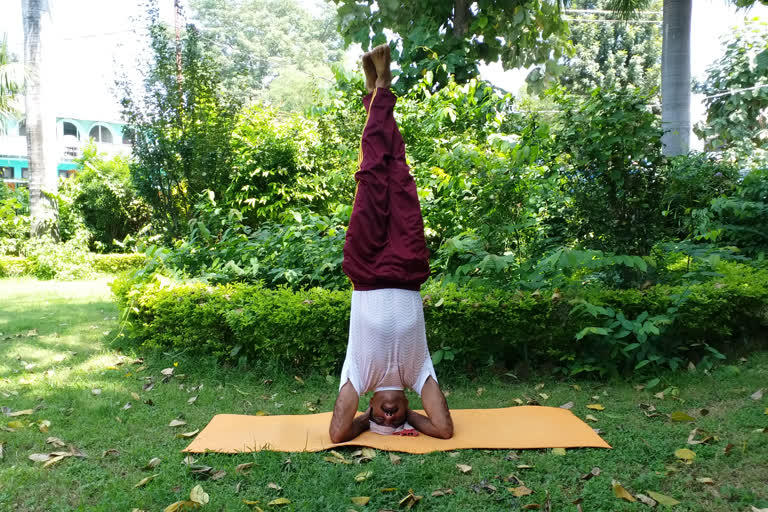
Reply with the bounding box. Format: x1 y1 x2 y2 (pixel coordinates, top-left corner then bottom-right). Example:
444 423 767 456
0 253 146 278
111 262 768 375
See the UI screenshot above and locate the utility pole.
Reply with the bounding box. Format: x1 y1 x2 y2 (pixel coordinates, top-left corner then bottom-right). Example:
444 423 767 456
174 0 183 101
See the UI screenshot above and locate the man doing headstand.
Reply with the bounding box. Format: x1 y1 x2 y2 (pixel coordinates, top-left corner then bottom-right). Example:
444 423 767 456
328 45 453 443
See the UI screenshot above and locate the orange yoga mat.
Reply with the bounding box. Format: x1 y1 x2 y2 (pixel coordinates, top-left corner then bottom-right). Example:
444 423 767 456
183 406 611 454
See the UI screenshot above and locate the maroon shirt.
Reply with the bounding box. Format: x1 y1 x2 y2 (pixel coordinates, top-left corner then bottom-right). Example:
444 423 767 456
342 88 430 291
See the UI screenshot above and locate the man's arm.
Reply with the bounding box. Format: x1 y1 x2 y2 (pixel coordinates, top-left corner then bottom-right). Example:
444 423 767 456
406 376 454 439
329 381 371 443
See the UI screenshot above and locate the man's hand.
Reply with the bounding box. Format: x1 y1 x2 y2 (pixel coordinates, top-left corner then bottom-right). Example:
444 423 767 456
329 381 371 443
406 377 453 439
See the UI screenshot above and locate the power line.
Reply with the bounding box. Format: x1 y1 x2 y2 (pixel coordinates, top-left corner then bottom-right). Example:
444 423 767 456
703 83 768 100
564 9 662 15
562 18 662 24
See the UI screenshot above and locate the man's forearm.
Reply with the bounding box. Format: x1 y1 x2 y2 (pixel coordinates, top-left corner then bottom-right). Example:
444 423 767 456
330 408 371 443
406 409 453 439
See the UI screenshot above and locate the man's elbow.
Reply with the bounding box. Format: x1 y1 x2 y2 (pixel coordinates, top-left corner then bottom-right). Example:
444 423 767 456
329 426 349 444
434 423 454 439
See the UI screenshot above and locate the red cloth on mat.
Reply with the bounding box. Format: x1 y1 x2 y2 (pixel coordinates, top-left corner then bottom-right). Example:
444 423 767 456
342 88 430 291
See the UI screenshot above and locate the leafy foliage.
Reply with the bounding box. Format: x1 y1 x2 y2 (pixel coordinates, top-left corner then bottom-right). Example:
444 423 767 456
332 0 572 92
112 260 768 377
693 19 768 163
188 0 344 103
58 145 151 252
0 185 29 256
550 87 665 255
119 6 240 239
558 0 661 97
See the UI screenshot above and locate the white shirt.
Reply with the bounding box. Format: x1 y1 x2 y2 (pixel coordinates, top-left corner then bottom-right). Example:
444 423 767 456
339 288 437 397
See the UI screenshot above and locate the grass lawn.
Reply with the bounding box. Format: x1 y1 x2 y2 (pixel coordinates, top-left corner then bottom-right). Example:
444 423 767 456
0 277 767 511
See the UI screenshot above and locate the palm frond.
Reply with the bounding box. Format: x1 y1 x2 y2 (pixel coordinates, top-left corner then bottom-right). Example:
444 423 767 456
604 0 656 20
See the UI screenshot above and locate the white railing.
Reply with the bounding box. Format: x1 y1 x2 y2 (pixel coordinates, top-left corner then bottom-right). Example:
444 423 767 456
0 135 132 161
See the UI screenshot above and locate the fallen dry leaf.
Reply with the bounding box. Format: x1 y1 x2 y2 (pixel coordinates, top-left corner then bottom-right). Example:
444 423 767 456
7 420 24 429
635 494 657 507
476 387 485 396
389 453 401 465
46 437 66 448
535 383 545 390
585 414 599 422
102 448 120 458
354 470 373 482
38 420 51 433
521 505 541 510
267 482 282 491
517 464 535 469
612 480 636 502
559 401 574 410
236 462 255 474
161 368 174 377
211 469 226 480
190 484 209 504
188 395 198 405
586 404 605 411
42 454 68 468
122 402 132 410
509 485 533 497
267 497 291 505
163 500 196 512
350 496 370 505
669 411 695 422
9 409 34 417
134 474 159 488
538 393 549 400
724 443 735 455
552 448 566 456
581 467 601 480
675 448 696 461
696 477 715 485
646 490 680 506
169 419 187 428
143 381 154 392
175 429 200 439
750 389 763 400
0 441 4 459
29 453 52 462
431 488 453 497
456 464 472 473
398 490 422 510
91 388 101 395
131 392 141 401
513 398 524 405
143 457 162 470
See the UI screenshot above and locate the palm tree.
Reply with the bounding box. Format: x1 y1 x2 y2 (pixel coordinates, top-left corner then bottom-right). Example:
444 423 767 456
22 0 58 238
0 36 22 134
607 0 763 157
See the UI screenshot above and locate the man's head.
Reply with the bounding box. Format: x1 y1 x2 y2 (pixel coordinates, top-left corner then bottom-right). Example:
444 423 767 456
369 390 408 428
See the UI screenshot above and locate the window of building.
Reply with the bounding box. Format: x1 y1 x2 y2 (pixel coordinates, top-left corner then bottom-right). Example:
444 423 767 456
89 125 113 144
63 121 80 139
21 168 28 179
1 167 13 179
121 130 133 145
18 120 26 137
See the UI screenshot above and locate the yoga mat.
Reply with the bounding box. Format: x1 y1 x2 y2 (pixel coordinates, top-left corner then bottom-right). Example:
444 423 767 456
183 406 611 454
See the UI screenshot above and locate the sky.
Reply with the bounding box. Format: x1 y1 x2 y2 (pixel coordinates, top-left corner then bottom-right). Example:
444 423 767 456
1 0 767 134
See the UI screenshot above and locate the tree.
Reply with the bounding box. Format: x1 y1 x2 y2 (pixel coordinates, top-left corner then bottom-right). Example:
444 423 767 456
0 36 23 134
22 0 58 238
607 0 768 156
332 0 572 92
693 19 768 160
558 0 661 97
188 0 344 103
119 5 240 239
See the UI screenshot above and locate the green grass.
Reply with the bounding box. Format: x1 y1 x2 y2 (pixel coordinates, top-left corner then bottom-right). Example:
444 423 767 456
0 277 767 511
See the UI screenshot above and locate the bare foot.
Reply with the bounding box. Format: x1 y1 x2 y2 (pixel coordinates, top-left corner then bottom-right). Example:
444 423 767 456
370 44 392 89
362 52 377 93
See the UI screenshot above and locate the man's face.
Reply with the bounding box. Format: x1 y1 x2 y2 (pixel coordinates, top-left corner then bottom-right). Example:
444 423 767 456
370 392 408 428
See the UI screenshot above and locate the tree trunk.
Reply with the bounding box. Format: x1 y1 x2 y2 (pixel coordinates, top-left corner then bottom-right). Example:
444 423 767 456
660 0 691 156
453 0 469 39
22 0 58 239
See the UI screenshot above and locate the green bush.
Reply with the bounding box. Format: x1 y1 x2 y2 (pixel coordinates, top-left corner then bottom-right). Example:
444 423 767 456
111 261 768 377
92 253 147 274
0 186 29 256
0 256 29 277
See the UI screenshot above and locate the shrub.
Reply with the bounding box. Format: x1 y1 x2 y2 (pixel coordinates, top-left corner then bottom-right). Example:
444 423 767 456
92 253 147 274
111 261 768 377
0 186 29 256
23 229 97 280
0 256 29 277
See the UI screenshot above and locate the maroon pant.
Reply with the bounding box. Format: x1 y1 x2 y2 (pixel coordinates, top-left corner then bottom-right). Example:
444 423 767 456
342 88 430 291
